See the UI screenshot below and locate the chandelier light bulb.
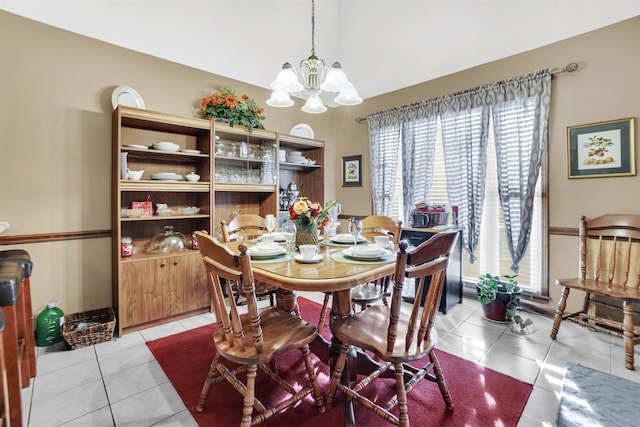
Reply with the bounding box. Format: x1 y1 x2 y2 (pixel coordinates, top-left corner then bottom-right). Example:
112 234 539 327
334 84 363 106
266 90 295 107
270 63 304 93
319 62 350 93
301 95 327 114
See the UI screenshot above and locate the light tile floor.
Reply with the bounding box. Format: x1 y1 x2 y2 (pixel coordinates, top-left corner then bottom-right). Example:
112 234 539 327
22 293 640 426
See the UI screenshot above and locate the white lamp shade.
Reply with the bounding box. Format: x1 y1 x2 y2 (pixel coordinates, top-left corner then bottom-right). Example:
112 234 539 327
266 90 295 107
301 95 327 114
270 64 304 93
334 85 363 106
320 63 350 92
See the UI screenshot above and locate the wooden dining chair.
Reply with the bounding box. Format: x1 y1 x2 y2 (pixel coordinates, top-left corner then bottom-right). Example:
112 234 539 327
551 214 640 370
221 214 278 307
194 232 325 426
317 215 402 333
325 230 459 426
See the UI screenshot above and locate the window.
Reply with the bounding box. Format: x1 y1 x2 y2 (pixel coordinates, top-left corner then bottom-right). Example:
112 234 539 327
391 118 544 294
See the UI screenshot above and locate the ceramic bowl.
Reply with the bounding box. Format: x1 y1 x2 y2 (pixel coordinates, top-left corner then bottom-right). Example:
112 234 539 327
185 172 200 182
180 207 200 215
153 141 180 152
127 169 144 180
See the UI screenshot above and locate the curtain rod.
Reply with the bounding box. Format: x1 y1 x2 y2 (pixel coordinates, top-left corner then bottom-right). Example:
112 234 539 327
355 61 579 123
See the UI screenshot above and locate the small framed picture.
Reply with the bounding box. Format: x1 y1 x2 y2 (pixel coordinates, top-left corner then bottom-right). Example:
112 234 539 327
342 155 363 187
567 117 635 178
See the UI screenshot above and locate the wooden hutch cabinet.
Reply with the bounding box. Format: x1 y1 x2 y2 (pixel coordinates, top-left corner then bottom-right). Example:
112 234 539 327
112 106 325 334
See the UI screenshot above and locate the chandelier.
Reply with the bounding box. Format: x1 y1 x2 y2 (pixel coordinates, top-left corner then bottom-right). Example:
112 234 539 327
266 0 362 113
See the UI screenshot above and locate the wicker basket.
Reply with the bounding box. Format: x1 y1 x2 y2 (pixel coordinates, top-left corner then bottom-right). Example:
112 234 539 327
62 307 116 349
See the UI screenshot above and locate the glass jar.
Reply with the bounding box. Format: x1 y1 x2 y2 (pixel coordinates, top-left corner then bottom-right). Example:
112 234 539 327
148 226 186 253
215 138 225 156
121 237 133 257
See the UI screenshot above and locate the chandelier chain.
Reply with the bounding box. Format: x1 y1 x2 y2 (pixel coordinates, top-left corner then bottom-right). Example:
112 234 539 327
311 0 315 56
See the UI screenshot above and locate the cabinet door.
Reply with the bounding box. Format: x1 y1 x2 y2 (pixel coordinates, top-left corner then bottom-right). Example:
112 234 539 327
169 253 210 315
120 258 171 328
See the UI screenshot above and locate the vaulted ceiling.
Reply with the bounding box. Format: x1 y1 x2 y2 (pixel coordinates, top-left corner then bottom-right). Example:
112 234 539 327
3 0 640 103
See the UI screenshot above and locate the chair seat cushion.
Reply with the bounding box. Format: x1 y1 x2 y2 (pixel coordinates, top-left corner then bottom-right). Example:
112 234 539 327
331 305 438 363
0 249 33 277
0 261 25 306
557 278 640 300
215 307 317 365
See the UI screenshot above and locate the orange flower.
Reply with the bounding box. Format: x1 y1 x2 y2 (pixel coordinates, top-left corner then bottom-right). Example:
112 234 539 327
199 86 265 131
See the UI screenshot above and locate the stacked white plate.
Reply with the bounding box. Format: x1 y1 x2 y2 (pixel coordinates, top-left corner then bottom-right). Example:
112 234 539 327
150 172 182 181
286 151 308 164
153 141 180 152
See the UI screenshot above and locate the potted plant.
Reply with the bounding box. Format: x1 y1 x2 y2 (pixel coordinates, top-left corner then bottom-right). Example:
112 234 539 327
476 274 522 322
199 86 265 132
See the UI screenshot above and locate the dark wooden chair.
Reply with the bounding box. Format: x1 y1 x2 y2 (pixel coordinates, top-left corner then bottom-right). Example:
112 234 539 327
221 214 278 306
325 230 459 426
194 231 325 426
551 214 640 370
317 215 402 333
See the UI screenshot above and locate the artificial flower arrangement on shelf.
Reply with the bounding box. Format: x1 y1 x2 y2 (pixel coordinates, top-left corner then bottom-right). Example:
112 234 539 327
200 86 265 132
289 197 337 246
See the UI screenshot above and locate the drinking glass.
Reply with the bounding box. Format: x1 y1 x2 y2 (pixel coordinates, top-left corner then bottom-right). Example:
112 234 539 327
265 214 276 235
281 221 296 257
348 217 362 247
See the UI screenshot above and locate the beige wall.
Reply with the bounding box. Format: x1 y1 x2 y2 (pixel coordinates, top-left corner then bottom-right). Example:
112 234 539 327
1 11 639 317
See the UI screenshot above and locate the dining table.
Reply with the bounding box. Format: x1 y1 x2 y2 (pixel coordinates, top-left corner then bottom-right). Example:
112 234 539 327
225 237 398 426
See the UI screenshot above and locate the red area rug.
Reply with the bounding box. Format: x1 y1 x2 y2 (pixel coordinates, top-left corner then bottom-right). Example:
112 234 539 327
147 297 532 426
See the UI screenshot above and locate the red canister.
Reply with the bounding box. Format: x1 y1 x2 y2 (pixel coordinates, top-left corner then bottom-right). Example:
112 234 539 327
121 237 133 257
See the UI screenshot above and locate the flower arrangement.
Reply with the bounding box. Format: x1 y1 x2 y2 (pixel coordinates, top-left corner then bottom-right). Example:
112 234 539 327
289 197 337 231
200 86 265 132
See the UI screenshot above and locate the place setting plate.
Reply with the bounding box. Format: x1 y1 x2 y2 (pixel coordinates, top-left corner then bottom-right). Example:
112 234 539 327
342 246 392 261
247 245 286 259
329 234 368 245
294 254 323 264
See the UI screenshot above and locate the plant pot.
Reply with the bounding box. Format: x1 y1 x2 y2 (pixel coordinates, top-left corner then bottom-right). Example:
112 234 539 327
477 285 522 322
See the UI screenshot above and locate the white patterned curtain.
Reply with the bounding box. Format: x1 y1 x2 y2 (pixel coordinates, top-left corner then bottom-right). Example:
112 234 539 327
491 71 551 272
367 70 551 271
401 101 439 224
440 92 491 263
368 111 401 215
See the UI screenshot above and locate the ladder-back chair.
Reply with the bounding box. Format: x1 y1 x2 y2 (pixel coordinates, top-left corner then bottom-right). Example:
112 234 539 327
221 214 277 306
325 230 459 426
194 232 325 426
551 214 640 370
317 215 402 333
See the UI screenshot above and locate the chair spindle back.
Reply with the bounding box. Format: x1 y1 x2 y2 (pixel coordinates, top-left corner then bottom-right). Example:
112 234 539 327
195 231 264 354
579 214 640 290
221 214 269 243
360 215 402 243
388 230 459 354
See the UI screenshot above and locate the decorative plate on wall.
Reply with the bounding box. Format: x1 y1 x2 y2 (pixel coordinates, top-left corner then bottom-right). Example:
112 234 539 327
290 123 314 139
112 86 146 109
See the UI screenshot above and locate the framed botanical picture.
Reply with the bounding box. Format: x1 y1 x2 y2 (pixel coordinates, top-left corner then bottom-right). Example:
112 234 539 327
567 117 635 178
342 155 362 187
